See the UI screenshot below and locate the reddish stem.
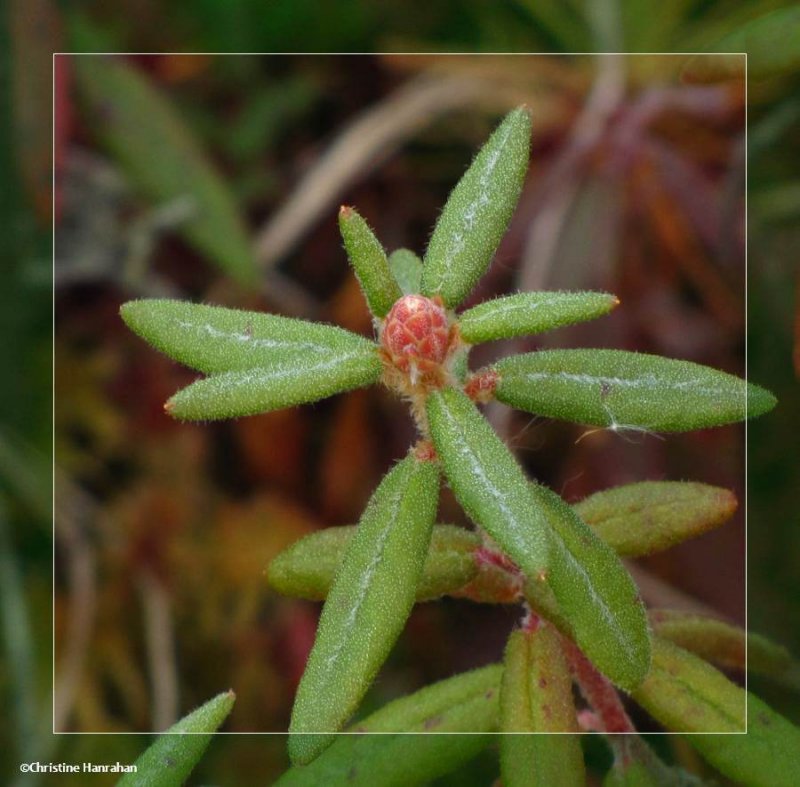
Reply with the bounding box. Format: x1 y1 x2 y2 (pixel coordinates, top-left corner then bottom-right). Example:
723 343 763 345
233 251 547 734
561 637 635 734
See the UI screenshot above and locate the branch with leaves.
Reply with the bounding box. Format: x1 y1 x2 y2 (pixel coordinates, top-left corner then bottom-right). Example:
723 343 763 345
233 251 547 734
121 108 796 785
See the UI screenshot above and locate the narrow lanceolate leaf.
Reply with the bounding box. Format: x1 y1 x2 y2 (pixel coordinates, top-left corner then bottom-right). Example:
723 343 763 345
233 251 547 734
277 666 501 787
500 626 584 787
288 454 439 765
459 291 618 345
426 388 549 582
494 349 777 432
388 249 423 295
633 639 800 787
121 299 379 374
421 107 532 308
268 524 479 602
530 484 651 691
574 481 737 557
74 57 256 286
339 207 402 318
650 610 799 687
165 349 382 420
118 690 235 787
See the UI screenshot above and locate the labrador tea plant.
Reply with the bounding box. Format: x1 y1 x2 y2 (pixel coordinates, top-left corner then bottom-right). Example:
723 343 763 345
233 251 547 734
121 108 800 786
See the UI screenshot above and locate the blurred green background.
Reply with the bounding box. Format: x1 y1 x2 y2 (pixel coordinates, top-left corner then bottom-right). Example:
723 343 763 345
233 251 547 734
3 0 800 784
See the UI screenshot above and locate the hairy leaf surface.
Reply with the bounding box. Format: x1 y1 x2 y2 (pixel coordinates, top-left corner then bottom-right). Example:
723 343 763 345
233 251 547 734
121 299 377 374
427 388 549 580
288 454 439 764
494 349 776 432
459 291 618 344
530 484 651 691
421 107 531 307
119 691 235 786
165 350 382 420
268 524 479 602
500 625 584 787
632 639 800 787
339 207 401 317
277 665 501 786
389 249 423 295
575 481 737 556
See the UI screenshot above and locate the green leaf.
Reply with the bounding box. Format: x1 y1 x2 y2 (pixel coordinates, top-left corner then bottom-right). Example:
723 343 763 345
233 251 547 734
500 625 585 787
632 637 745 733
421 107 532 308
710 7 800 78
268 524 479 602
121 299 379 374
74 57 257 286
529 484 651 691
339 207 402 318
426 387 549 582
690 693 800 787
650 610 799 687
118 690 235 786
603 762 663 787
494 349 776 432
288 453 439 765
459 291 618 345
632 639 800 787
277 665 501 786
388 249 423 295
574 481 737 557
165 348 382 421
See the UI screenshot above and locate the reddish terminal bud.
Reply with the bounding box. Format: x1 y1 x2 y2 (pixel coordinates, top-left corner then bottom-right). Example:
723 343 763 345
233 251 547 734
381 294 450 373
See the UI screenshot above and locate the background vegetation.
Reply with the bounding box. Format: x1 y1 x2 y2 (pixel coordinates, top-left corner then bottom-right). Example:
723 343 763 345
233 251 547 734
2 0 799 783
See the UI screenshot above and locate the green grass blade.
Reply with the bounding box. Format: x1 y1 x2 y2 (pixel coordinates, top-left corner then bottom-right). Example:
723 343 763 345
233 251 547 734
632 639 800 787
118 690 235 786
426 387 549 581
459 291 618 345
277 665 501 786
575 481 738 556
288 453 440 764
74 57 257 286
421 107 531 308
500 625 585 786
494 349 776 432
268 524 479 602
530 484 651 691
165 348 382 420
388 249 423 295
121 299 377 374
339 207 402 318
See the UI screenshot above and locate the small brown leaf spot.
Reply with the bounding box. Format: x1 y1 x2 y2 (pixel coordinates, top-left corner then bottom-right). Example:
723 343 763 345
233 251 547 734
424 714 443 730
353 725 367 733
538 677 548 689
542 703 552 720
757 711 772 727
348 766 358 781
485 689 495 699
